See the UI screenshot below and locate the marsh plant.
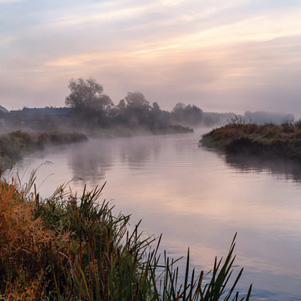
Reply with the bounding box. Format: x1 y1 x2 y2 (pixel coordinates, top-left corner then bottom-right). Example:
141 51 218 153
0 171 252 300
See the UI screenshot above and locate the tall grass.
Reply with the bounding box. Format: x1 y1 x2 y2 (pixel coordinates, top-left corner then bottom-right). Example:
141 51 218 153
0 171 252 300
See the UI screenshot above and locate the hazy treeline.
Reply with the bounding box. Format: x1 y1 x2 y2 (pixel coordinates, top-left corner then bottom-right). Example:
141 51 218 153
63 78 237 129
64 78 196 129
1 78 296 132
64 78 296 129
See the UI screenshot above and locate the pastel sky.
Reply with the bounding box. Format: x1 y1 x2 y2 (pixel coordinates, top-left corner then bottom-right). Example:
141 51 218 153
1 0 301 115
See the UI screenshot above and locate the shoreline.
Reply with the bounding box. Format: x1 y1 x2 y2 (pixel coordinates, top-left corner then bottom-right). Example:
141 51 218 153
0 130 88 169
200 123 301 163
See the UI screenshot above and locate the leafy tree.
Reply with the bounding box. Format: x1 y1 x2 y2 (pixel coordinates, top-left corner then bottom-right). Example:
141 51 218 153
149 102 165 127
124 92 151 111
171 103 203 126
65 78 113 126
116 92 152 127
152 102 160 113
117 99 126 112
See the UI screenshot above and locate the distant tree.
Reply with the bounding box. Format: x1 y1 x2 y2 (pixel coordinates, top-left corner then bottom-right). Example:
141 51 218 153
65 78 113 112
152 102 160 113
65 78 113 126
116 92 152 127
171 103 203 127
124 92 151 111
171 103 186 123
117 99 126 111
149 102 164 127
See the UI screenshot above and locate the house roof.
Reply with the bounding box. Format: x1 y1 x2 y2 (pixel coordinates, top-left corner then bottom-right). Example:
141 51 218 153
0 106 9 113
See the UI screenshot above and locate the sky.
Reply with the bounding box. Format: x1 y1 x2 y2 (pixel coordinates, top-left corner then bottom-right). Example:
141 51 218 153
1 0 301 116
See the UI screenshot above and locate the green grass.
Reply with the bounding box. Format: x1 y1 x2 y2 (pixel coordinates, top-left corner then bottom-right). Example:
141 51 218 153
0 171 252 300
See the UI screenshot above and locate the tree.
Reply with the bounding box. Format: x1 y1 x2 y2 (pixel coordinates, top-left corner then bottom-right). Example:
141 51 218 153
171 103 203 126
116 92 152 127
65 78 113 113
117 99 126 112
152 102 160 113
124 92 151 111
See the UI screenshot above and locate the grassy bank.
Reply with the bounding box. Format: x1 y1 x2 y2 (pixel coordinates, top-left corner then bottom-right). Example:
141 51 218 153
0 130 87 168
200 122 301 162
0 172 252 300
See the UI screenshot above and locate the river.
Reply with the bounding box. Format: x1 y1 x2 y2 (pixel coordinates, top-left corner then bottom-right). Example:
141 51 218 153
7 129 301 300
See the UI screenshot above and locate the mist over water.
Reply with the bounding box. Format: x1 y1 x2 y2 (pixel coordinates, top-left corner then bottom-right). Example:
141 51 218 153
7 130 301 300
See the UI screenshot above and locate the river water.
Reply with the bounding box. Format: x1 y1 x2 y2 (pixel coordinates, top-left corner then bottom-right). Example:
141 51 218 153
7 129 301 300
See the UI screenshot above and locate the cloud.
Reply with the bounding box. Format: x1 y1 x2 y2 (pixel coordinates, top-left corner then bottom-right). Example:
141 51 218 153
1 0 301 114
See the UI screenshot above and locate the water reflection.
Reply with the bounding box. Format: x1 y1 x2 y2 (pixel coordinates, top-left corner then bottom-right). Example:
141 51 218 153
224 153 301 182
68 139 113 184
68 136 164 183
117 136 162 169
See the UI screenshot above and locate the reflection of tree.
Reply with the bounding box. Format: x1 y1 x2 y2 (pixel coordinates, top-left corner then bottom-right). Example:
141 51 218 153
69 140 113 185
68 137 163 182
118 137 161 169
225 153 301 182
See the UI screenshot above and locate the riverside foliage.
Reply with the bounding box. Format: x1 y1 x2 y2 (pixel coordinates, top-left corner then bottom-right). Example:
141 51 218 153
0 172 252 300
0 130 87 168
200 121 301 162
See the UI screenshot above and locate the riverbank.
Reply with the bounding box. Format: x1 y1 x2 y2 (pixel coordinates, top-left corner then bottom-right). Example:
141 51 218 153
0 173 251 300
200 122 301 162
0 130 87 169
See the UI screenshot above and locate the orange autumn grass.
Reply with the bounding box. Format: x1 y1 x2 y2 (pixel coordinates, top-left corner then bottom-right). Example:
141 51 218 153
0 174 69 300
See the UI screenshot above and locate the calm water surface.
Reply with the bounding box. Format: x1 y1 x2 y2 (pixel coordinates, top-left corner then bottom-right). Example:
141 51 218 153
8 129 301 300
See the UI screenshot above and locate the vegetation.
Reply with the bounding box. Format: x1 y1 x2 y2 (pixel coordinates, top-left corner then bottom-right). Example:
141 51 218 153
65 78 114 127
200 121 301 162
170 103 203 127
0 130 87 169
3 78 296 133
0 172 252 300
64 78 202 130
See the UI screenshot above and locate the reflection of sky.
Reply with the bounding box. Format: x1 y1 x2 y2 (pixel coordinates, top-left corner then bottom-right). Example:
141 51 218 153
8 132 301 299
1 1 301 116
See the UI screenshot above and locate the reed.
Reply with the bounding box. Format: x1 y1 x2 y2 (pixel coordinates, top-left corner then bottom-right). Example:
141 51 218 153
0 171 252 300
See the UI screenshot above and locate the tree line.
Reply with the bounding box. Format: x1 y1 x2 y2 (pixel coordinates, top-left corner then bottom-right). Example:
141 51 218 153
65 77 295 130
65 77 207 129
